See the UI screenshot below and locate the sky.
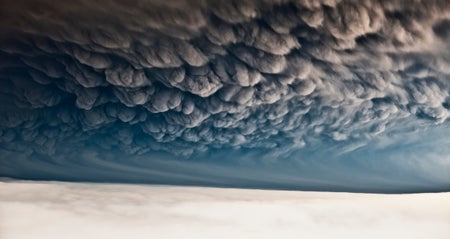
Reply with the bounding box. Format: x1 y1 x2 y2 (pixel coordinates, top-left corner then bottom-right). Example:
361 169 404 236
1 0 450 193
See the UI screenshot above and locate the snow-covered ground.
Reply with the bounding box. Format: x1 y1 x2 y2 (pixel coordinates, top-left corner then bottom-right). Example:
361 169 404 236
1 181 449 239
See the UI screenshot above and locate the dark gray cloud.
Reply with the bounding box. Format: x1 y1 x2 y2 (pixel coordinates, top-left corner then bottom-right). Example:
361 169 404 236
0 0 450 192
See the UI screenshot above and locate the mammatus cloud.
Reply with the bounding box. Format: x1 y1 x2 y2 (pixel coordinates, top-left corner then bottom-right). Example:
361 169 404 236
1 181 450 239
0 0 450 192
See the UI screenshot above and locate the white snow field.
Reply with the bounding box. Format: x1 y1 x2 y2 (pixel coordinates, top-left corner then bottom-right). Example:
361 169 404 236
1 181 449 239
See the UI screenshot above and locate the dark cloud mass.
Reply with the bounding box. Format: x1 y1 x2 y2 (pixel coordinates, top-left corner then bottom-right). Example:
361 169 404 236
1 0 450 192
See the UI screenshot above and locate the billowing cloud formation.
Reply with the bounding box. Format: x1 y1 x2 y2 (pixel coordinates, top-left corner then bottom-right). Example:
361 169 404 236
1 0 450 192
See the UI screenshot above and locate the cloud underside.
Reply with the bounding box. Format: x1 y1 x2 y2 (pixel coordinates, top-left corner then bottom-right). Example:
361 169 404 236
0 0 450 191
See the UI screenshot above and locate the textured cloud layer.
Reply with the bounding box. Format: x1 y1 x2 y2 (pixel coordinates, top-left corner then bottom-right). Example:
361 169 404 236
1 0 450 191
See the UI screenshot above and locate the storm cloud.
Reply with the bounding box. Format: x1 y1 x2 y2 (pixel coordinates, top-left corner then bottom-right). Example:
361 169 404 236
1 0 450 192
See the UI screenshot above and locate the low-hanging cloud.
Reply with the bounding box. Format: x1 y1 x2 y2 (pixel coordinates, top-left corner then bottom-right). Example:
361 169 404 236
1 0 450 192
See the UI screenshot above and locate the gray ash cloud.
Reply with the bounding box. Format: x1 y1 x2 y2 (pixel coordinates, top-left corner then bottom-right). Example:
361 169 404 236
0 0 450 183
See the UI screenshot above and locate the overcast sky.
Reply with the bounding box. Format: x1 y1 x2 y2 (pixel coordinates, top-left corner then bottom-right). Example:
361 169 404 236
0 0 450 192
